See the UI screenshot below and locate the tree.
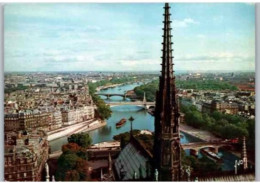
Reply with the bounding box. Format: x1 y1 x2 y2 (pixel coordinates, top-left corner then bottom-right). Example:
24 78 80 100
75 158 89 181
181 104 252 141
62 143 87 160
62 143 81 153
56 133 93 181
65 170 80 181
97 102 112 120
68 132 92 148
58 153 79 170
56 153 79 180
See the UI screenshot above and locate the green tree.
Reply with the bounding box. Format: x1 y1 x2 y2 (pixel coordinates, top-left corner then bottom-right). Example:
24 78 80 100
56 134 92 181
56 153 79 180
65 170 80 181
96 102 112 120
68 132 92 148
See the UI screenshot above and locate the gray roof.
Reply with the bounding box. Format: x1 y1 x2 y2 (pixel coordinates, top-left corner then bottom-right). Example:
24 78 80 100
114 139 152 181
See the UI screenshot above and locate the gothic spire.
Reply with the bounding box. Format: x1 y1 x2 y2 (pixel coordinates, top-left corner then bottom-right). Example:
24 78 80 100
161 2 174 80
153 3 181 181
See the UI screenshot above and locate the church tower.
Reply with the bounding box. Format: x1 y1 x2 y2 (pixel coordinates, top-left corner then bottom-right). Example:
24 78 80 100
153 3 181 181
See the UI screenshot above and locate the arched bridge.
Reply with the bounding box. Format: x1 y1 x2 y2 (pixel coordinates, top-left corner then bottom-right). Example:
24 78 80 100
96 93 134 100
182 141 233 156
107 101 155 109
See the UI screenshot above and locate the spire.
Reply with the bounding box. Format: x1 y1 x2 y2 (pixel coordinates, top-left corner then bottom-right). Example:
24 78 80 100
161 2 174 80
153 3 181 181
143 92 147 104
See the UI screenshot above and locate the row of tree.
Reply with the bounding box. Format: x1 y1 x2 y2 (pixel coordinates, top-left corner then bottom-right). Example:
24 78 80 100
177 79 238 91
181 105 253 139
134 80 158 102
133 79 238 102
88 82 112 120
5 85 29 94
88 75 153 92
181 105 255 157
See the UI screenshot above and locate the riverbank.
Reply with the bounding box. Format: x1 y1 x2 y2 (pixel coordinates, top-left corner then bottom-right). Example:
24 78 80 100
47 119 106 141
49 121 107 158
180 123 221 142
96 83 124 92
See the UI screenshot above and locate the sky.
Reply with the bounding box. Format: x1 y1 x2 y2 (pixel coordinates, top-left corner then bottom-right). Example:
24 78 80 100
4 3 255 72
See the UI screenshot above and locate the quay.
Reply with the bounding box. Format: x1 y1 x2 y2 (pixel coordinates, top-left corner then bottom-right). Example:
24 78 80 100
47 119 107 141
180 123 221 142
96 83 124 92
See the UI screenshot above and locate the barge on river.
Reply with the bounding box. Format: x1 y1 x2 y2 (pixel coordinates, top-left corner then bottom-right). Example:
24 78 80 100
201 148 223 163
116 118 127 128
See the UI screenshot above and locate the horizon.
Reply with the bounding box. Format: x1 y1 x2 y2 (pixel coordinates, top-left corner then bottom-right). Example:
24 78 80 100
4 69 255 74
4 3 255 72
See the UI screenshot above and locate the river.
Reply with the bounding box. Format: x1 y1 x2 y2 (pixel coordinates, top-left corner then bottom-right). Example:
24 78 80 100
49 82 240 171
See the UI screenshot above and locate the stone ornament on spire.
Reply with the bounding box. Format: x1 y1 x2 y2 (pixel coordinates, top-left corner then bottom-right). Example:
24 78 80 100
242 136 248 170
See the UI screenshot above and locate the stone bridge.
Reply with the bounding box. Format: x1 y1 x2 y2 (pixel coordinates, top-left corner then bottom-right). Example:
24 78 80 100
96 93 134 100
107 101 155 109
182 141 233 156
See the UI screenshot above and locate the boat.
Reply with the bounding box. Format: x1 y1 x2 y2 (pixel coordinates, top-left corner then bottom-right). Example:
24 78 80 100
201 148 223 163
116 118 127 128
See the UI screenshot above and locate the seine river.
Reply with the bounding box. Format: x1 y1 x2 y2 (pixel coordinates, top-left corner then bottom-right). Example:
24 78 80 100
49 82 240 171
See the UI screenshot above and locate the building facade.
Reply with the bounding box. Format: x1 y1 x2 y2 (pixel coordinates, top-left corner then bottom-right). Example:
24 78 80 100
5 112 51 132
4 130 49 181
61 106 95 126
202 100 239 114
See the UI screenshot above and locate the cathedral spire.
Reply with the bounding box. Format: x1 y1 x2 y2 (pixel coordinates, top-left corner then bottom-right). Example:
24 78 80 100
153 3 181 181
161 2 174 80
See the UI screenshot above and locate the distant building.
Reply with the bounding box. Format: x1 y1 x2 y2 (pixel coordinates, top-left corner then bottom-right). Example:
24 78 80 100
202 100 238 114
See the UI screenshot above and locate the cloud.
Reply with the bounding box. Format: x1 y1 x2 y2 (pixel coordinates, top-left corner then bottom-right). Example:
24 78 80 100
174 18 199 28
4 4 255 72
175 52 254 63
197 34 206 38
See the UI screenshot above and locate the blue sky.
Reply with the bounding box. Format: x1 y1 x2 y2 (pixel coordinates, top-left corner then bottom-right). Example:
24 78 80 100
4 3 255 72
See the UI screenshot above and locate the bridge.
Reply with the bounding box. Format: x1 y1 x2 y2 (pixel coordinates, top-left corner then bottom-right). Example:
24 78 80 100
102 92 155 109
107 101 155 109
182 141 233 156
96 93 135 100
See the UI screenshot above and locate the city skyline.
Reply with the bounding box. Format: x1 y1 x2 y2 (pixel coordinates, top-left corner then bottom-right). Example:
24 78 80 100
4 3 256 181
5 3 255 72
